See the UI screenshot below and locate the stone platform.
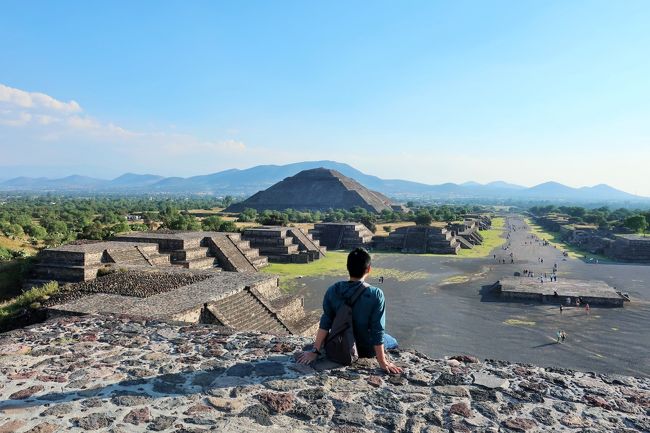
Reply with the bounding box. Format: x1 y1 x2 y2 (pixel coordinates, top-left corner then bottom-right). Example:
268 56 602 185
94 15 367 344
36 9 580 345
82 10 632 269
242 227 325 263
29 241 167 286
609 234 650 263
45 268 319 336
308 222 373 250
372 225 460 254
0 315 648 432
28 231 269 286
494 277 627 307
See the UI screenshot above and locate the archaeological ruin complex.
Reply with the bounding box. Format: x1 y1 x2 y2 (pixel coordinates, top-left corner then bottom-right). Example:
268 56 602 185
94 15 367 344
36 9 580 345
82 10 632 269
28 231 319 336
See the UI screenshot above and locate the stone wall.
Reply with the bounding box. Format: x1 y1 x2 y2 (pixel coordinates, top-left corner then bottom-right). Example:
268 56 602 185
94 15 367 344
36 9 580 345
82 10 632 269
309 222 373 250
242 227 324 263
373 226 460 254
609 235 650 263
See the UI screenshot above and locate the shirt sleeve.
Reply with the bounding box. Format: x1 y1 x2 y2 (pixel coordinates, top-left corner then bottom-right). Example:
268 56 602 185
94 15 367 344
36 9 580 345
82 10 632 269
319 287 335 330
369 288 386 346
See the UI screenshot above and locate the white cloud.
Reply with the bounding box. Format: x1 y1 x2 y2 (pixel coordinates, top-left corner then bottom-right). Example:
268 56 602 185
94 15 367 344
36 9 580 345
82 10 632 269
0 82 250 172
0 83 81 113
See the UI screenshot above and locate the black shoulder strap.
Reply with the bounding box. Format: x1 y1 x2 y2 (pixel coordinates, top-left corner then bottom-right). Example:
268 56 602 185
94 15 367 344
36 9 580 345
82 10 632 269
346 281 368 306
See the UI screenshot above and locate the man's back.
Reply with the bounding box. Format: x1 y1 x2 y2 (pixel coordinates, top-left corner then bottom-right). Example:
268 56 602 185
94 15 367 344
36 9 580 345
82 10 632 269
319 280 386 358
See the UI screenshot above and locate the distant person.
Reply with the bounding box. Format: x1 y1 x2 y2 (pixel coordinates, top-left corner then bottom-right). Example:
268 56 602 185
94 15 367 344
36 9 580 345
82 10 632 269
297 248 402 374
585 303 590 314
561 330 567 342
557 330 562 343
560 304 563 314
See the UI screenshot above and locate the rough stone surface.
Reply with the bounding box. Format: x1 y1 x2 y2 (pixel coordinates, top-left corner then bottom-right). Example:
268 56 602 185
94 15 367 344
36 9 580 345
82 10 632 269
0 314 648 432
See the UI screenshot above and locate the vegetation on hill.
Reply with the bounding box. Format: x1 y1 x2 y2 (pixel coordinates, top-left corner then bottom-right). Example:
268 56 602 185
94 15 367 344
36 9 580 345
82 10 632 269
0 280 58 331
529 205 650 232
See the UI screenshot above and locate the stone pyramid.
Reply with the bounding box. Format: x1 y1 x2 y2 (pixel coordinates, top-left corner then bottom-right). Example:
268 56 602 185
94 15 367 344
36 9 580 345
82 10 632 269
225 168 393 213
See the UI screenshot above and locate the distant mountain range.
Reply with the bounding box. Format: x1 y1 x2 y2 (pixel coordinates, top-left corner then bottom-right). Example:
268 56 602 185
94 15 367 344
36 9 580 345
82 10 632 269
0 160 647 202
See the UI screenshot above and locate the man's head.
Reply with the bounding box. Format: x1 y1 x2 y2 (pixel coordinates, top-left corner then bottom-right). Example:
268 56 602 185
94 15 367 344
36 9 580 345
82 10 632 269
347 248 371 279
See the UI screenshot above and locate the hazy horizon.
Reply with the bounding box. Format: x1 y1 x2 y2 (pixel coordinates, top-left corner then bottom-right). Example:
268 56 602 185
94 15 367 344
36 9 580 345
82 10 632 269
2 1 650 195
0 161 644 195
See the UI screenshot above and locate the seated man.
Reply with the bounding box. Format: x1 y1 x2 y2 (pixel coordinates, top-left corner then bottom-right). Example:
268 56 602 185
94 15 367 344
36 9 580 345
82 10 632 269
297 248 402 373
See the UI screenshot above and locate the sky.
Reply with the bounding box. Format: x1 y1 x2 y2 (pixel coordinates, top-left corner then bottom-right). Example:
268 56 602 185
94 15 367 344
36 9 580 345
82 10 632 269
1 1 650 195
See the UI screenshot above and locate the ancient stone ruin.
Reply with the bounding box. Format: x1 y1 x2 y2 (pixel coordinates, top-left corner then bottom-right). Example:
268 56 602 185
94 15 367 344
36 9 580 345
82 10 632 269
309 222 374 250
373 225 461 254
43 268 319 336
225 168 397 213
114 231 268 272
1 314 648 432
609 235 650 263
29 231 269 287
493 277 628 307
242 227 326 263
448 219 486 250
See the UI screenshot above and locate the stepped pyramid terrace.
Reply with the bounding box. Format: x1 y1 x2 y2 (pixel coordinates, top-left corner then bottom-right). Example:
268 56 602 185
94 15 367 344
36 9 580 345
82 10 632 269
225 168 398 213
43 268 319 336
308 222 374 250
242 227 326 263
28 231 268 287
609 234 650 263
448 218 488 250
372 225 461 254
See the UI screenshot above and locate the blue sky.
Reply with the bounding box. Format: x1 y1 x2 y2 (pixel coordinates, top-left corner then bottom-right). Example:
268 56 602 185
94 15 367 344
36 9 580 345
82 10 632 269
1 1 649 195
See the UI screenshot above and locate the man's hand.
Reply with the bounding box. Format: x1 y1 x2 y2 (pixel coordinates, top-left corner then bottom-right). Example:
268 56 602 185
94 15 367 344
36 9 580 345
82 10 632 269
296 351 319 365
379 361 403 374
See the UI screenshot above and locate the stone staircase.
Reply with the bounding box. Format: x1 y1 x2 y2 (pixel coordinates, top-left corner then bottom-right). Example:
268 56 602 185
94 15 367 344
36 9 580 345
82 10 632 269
169 246 216 269
286 228 326 260
309 223 373 250
242 227 313 263
207 288 289 334
205 234 268 272
105 247 151 266
373 225 460 254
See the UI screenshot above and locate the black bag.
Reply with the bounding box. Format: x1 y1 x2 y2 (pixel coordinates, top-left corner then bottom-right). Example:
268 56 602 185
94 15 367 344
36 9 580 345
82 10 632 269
324 282 368 365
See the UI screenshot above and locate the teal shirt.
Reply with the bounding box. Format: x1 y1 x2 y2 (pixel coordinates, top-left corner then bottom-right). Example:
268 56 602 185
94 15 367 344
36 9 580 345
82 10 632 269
319 281 386 356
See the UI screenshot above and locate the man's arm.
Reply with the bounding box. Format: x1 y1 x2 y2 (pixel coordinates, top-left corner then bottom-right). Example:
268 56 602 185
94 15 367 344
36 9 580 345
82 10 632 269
374 343 402 374
369 290 402 374
297 328 328 364
297 287 334 364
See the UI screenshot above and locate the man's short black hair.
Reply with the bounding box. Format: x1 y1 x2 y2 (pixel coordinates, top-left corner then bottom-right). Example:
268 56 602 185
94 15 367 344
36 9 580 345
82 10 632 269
347 248 371 278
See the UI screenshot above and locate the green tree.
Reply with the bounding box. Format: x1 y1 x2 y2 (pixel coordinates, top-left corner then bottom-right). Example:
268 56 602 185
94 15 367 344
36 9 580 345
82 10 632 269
415 212 433 226
202 215 224 231
624 215 648 235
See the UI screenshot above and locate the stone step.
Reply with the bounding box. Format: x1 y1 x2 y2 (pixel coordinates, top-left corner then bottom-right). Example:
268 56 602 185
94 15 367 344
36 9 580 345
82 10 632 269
175 256 216 269
170 246 210 261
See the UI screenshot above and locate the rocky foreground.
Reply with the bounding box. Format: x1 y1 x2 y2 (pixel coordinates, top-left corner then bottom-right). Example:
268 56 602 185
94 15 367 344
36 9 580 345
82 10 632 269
0 316 648 433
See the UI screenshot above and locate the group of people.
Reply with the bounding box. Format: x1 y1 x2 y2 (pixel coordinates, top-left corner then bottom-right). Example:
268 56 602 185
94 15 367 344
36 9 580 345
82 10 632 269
556 330 568 343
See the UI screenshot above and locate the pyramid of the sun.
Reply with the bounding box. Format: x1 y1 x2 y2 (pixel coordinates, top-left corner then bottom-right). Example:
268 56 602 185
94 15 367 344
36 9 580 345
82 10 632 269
225 168 394 213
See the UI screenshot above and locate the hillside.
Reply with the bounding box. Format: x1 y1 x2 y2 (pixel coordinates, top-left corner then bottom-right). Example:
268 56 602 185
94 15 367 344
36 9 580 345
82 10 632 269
1 161 647 203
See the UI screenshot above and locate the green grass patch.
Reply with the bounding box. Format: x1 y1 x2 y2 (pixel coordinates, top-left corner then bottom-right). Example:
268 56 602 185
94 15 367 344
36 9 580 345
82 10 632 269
455 216 506 258
262 251 430 291
525 218 610 261
0 281 59 327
